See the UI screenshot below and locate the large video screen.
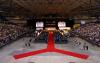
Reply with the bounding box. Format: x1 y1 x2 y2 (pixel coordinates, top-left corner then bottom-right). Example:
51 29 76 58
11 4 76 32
36 22 44 27
81 20 86 24
58 21 66 27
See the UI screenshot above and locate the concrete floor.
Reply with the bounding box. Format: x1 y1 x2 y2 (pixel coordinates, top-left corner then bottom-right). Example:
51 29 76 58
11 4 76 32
0 37 100 63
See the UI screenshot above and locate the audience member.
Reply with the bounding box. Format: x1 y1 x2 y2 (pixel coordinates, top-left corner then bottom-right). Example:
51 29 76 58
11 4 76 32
71 23 100 46
0 23 27 47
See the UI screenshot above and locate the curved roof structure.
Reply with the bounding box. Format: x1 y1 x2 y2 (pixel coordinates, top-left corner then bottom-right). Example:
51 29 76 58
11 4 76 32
0 0 100 17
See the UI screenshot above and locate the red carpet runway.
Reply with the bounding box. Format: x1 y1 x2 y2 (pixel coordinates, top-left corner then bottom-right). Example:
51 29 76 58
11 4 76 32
14 32 89 59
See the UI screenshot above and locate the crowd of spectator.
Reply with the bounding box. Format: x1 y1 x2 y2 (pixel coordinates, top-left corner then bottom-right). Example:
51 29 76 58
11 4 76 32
34 31 48 43
71 23 100 46
54 31 68 44
0 23 27 47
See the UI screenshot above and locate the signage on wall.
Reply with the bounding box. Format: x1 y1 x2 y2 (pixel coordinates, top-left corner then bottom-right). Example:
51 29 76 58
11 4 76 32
58 21 66 27
81 20 86 25
36 22 44 27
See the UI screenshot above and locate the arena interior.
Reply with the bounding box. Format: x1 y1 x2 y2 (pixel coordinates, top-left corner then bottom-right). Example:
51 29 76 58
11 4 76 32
0 0 100 63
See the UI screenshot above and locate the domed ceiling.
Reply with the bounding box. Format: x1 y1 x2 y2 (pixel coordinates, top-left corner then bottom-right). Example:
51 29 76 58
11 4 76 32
0 0 100 17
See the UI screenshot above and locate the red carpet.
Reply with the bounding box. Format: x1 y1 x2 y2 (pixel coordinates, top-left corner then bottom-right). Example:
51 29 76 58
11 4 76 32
53 48 89 59
14 49 48 59
14 31 89 59
47 32 55 50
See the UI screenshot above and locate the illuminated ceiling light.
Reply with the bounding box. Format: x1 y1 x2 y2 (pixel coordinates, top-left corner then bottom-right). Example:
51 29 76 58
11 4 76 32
13 16 21 19
0 10 4 12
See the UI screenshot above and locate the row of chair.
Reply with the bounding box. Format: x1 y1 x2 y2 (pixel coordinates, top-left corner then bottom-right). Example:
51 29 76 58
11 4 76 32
34 31 48 43
53 31 68 44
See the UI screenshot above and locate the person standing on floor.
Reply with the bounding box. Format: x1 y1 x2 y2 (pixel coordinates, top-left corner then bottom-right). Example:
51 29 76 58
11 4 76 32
29 38 32 43
83 43 88 50
28 42 31 47
85 45 88 50
25 42 28 47
83 43 86 50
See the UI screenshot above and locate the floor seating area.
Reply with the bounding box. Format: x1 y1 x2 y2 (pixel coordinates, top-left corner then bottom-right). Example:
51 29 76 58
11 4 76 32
34 31 48 43
53 31 68 44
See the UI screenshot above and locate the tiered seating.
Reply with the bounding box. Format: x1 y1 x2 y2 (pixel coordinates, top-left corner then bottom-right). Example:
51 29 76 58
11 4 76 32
71 23 100 46
53 31 68 44
0 23 27 47
34 31 48 43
